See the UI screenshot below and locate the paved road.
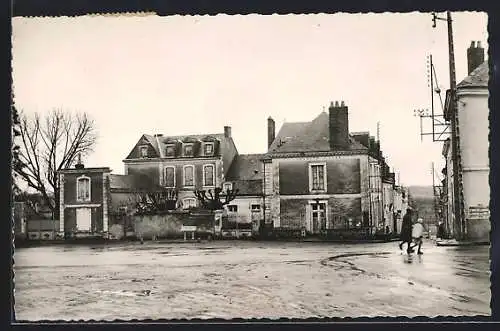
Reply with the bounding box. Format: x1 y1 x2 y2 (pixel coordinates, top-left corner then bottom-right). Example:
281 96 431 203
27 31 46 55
13 240 490 321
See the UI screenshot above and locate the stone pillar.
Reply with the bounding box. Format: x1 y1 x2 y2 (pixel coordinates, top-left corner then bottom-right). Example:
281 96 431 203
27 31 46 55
271 159 281 228
184 232 187 241
191 231 195 240
102 172 109 237
59 173 65 237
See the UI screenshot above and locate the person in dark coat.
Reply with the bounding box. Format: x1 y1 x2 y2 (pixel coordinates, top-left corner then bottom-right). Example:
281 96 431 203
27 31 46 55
399 208 414 253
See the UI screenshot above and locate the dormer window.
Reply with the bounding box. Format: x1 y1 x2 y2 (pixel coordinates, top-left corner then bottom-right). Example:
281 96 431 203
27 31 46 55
204 143 214 156
165 145 176 157
140 145 149 158
184 144 193 157
77 175 91 202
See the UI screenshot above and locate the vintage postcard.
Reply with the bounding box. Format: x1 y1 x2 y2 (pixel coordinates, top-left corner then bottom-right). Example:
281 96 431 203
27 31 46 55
11 11 490 321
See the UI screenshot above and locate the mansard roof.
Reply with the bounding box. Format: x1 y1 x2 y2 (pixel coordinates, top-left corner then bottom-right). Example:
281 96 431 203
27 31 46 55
267 112 367 154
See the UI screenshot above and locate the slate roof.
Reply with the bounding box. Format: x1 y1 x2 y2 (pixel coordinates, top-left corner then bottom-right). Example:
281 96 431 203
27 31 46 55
457 61 489 88
109 174 160 192
126 133 228 160
226 154 264 196
267 112 367 153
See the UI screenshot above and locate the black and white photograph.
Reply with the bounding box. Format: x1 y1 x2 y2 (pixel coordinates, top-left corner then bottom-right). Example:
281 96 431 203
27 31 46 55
11 10 491 321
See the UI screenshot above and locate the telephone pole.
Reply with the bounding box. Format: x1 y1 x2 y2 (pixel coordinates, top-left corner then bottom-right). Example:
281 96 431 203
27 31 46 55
432 11 465 240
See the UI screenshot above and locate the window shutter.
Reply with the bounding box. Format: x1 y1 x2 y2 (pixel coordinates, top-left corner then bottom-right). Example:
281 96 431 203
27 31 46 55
159 166 164 186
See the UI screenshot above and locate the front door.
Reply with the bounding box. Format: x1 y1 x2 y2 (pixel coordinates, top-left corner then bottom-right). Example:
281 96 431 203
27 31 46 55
311 203 326 234
76 208 92 231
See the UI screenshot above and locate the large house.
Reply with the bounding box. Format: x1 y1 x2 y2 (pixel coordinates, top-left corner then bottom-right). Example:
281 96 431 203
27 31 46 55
263 101 395 236
442 41 490 243
122 126 238 209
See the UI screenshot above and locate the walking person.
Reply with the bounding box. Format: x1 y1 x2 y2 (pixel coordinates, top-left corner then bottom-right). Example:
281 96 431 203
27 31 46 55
411 218 425 255
399 208 414 254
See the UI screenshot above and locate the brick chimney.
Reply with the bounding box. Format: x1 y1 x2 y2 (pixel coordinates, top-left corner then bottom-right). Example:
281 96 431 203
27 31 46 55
467 40 485 75
267 116 275 148
75 153 84 169
224 126 232 138
328 100 349 150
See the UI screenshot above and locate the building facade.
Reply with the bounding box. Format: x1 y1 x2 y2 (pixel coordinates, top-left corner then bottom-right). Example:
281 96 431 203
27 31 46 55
442 41 490 242
58 163 111 239
122 126 238 210
263 101 395 236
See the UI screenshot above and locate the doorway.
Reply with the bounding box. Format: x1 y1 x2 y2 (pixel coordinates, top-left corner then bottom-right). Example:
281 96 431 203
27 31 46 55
311 203 326 234
76 208 92 231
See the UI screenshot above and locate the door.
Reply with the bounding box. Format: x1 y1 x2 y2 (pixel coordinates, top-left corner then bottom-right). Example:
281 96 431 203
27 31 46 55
311 203 326 234
76 208 92 231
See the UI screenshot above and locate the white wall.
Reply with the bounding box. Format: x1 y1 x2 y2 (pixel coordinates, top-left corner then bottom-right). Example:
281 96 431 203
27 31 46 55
457 88 490 211
457 87 490 241
226 196 263 223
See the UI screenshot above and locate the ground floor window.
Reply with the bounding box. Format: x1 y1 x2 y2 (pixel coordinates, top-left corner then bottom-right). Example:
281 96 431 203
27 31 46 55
227 205 238 212
251 204 261 211
183 198 197 209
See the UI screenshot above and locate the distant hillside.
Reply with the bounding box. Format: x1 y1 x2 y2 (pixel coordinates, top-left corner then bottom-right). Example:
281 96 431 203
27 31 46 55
407 186 434 199
408 186 437 224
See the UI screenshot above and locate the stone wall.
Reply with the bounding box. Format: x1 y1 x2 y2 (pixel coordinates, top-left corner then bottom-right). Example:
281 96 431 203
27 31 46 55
133 212 190 239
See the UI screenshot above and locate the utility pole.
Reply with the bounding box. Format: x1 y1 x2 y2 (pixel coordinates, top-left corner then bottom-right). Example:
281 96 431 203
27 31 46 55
432 11 465 240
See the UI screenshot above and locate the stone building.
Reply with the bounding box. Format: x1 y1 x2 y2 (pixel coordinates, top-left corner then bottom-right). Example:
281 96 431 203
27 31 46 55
442 41 490 242
224 153 265 234
263 101 395 237
122 127 238 209
58 160 111 239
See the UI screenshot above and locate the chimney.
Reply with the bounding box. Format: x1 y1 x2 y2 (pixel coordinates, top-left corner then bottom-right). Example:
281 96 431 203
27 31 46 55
267 116 275 148
467 40 485 75
75 153 84 169
224 126 232 138
328 100 349 150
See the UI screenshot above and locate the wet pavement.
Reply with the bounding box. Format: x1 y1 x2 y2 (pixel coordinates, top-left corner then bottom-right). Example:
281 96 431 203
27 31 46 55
13 240 490 321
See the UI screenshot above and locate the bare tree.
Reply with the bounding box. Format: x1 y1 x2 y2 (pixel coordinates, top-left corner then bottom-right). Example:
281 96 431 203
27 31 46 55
11 105 23 197
194 186 239 211
13 108 98 218
135 189 179 214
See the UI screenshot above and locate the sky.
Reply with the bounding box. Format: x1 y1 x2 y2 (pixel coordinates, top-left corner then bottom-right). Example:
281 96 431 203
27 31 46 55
12 12 488 187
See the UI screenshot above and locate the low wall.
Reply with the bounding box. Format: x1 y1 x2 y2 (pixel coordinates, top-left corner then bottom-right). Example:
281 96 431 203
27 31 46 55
467 219 490 243
133 212 191 239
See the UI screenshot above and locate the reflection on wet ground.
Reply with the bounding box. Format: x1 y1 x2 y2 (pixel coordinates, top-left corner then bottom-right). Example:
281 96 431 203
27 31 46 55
14 240 490 320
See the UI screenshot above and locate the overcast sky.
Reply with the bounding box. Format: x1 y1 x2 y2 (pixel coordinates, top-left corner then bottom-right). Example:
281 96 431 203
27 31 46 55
12 12 488 187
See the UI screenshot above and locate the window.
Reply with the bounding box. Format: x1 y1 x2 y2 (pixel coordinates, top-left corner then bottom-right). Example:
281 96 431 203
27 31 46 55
228 205 238 212
183 165 194 187
204 143 214 156
183 198 197 209
184 144 193 157
165 145 176 157
140 146 148 158
223 182 233 192
203 164 215 187
309 163 326 192
164 166 176 188
251 204 261 211
77 176 91 202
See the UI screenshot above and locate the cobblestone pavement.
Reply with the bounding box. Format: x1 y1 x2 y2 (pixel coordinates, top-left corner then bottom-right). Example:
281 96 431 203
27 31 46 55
13 240 490 321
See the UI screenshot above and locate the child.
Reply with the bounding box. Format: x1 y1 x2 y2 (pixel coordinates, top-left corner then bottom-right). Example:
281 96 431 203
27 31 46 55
411 218 425 255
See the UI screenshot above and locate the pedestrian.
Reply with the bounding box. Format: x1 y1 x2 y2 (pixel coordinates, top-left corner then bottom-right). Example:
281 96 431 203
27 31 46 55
399 208 414 254
437 222 445 239
411 218 425 255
